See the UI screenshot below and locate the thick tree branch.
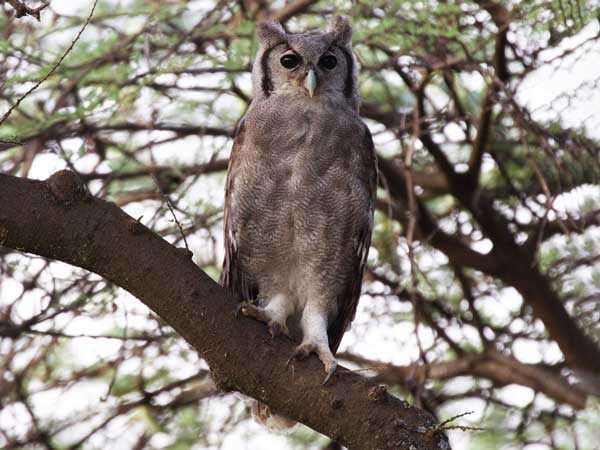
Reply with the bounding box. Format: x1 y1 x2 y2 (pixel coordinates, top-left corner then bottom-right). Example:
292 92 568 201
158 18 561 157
466 1 510 188
378 157 499 275
0 171 449 450
383 15 600 377
379 157 600 379
466 86 495 189
474 1 510 82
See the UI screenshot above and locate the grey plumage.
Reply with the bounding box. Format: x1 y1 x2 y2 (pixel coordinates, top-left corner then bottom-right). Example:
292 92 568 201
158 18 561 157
221 16 377 429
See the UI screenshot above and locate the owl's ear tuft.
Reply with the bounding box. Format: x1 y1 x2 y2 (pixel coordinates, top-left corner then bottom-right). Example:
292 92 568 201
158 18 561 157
327 16 352 46
256 21 286 46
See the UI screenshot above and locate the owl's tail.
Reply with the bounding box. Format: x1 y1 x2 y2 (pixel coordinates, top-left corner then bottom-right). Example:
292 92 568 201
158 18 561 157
251 400 297 432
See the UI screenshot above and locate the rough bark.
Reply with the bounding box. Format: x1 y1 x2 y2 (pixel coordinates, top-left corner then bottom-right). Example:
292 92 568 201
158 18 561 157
0 170 450 450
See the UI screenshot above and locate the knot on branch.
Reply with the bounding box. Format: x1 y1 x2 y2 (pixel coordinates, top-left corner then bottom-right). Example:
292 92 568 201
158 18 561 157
330 398 344 410
176 247 194 259
127 219 145 236
368 384 389 403
46 170 87 205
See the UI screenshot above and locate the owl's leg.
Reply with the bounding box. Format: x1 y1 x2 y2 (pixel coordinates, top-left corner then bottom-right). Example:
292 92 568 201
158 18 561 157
236 293 292 338
288 304 337 385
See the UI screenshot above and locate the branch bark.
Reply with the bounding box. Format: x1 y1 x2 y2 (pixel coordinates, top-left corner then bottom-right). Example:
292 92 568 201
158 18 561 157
0 170 450 450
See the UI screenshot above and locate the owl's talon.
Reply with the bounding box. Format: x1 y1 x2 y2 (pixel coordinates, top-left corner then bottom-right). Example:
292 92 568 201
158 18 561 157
322 360 337 385
286 346 308 367
235 302 265 321
234 302 250 317
235 302 291 341
287 342 338 385
233 303 242 317
293 346 310 360
269 322 289 339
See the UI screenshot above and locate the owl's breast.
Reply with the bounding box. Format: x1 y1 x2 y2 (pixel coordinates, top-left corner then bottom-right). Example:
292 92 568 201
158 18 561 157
231 99 372 291
243 98 368 208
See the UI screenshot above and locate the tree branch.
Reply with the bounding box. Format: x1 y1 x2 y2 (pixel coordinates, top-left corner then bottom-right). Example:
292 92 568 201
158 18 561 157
378 157 499 275
466 1 510 188
3 0 48 20
379 157 600 379
0 123 232 153
340 350 587 410
79 159 230 182
0 170 450 450
531 209 600 242
0 0 96 134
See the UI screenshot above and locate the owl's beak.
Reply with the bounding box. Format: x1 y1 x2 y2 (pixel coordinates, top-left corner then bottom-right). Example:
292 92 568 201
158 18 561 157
304 69 317 97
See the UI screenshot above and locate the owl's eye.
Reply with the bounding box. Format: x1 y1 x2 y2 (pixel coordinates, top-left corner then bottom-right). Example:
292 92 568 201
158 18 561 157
280 53 300 69
318 54 337 70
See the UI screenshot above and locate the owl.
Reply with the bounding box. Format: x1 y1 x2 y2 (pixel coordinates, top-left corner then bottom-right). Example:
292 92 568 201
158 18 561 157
221 16 377 426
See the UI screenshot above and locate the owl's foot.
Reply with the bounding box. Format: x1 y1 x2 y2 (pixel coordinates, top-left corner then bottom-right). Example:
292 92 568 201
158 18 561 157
235 302 290 339
267 321 290 339
287 341 338 385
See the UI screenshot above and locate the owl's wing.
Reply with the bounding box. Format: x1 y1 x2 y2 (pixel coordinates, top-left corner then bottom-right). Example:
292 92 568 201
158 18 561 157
220 121 258 301
328 125 378 353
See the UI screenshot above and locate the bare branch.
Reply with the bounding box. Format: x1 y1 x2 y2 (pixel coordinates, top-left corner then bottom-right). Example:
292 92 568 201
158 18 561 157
340 350 587 410
3 0 48 20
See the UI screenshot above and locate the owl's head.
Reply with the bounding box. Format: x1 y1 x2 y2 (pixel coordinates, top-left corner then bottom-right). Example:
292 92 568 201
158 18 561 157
251 16 359 110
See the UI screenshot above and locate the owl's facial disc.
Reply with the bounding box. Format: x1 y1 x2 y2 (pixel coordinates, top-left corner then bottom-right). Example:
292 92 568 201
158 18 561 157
304 69 317 97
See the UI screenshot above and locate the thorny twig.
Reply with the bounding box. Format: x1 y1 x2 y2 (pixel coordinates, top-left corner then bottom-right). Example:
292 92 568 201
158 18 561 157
151 173 190 252
0 0 98 142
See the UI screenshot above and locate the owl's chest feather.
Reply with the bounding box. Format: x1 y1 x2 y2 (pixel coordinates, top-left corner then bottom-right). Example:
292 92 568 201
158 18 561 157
232 99 368 256
252 100 356 169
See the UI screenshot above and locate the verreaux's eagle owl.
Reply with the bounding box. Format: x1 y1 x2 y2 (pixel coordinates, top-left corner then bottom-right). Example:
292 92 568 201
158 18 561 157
221 16 377 426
